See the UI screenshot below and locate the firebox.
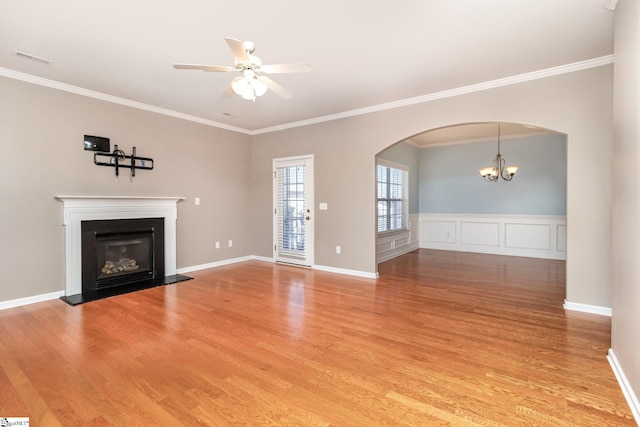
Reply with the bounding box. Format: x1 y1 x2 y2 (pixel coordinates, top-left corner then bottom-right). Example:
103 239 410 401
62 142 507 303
81 218 165 296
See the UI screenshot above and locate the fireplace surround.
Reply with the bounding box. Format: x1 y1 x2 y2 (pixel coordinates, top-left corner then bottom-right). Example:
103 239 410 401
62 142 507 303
56 196 188 304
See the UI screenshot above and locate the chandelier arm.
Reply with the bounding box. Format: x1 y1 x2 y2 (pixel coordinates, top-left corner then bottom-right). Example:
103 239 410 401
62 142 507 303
500 155 512 180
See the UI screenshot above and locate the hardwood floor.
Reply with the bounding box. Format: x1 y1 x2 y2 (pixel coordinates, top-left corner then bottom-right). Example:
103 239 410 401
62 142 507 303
0 249 634 426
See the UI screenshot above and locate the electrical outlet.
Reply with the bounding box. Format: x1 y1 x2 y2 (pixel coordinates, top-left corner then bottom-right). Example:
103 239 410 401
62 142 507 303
215 241 220 249
336 245 341 254
228 240 233 247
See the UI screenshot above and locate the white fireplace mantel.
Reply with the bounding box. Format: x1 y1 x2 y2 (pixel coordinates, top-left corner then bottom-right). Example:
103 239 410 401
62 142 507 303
56 196 185 296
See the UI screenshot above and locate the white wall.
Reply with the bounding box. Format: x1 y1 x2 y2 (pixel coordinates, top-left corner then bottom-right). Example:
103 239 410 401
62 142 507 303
611 0 640 421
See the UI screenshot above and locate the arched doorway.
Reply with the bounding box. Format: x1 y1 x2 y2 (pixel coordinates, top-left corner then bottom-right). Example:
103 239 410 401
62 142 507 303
375 122 567 267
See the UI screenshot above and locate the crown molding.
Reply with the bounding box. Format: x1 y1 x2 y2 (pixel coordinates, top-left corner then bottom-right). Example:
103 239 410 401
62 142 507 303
1 55 613 136
253 55 614 134
0 67 252 135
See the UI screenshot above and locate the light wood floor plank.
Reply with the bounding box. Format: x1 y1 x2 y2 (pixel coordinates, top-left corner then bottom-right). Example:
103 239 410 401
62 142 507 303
0 249 634 425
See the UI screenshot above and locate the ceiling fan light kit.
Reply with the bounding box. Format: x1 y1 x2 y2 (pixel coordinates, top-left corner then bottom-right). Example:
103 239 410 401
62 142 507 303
231 75 267 101
173 37 311 101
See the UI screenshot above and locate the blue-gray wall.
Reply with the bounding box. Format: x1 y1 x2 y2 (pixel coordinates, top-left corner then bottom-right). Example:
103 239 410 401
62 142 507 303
418 133 567 215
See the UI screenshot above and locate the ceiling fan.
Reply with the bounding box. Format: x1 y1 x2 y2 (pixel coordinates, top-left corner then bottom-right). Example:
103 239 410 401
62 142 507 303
173 38 312 101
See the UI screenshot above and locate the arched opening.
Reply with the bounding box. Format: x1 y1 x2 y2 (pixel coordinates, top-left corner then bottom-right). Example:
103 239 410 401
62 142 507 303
375 121 567 290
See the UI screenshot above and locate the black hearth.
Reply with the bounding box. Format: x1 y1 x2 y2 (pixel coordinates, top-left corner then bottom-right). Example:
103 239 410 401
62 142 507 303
61 217 191 305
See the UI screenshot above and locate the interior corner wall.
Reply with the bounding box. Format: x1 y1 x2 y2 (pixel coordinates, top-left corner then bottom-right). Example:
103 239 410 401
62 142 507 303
612 0 640 414
0 76 252 303
251 65 613 308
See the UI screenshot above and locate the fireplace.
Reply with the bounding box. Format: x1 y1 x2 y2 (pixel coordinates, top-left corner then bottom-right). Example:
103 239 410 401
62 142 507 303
56 196 190 305
81 218 164 294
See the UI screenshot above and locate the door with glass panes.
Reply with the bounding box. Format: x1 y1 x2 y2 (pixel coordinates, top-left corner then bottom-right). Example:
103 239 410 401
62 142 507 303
273 155 314 266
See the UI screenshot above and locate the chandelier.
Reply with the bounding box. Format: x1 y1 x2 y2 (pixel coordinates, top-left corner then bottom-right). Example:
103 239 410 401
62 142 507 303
479 124 518 182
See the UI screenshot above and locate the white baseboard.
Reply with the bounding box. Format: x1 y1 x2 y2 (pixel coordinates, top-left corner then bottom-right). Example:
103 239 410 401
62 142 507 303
0 290 65 311
313 264 379 279
251 255 274 263
607 348 640 424
563 299 612 316
178 255 378 279
176 255 254 274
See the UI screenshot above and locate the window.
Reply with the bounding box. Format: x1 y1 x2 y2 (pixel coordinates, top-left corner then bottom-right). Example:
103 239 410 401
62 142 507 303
377 160 409 234
277 165 306 252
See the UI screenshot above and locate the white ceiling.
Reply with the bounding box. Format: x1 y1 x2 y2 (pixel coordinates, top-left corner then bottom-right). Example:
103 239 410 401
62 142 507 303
0 1 614 135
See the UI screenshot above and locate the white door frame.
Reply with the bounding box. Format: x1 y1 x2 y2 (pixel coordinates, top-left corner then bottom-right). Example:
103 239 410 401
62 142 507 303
273 155 314 267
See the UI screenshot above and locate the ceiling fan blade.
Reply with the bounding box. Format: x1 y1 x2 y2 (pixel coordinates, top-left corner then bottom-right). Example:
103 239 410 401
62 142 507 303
173 64 233 72
221 82 235 98
260 63 312 74
225 37 250 65
258 76 293 99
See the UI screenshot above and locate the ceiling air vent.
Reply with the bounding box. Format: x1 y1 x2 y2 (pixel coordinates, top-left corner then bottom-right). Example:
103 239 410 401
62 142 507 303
13 50 53 64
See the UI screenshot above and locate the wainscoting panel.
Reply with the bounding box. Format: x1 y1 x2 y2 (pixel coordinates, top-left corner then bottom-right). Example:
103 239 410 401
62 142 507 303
460 221 500 247
377 214 420 263
419 214 566 260
422 220 456 244
505 223 551 250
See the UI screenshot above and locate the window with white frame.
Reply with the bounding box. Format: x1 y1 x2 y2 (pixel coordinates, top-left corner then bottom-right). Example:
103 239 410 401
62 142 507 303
377 160 409 234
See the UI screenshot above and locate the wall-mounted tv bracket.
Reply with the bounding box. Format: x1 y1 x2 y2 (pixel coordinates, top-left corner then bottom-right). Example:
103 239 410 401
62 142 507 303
93 145 154 182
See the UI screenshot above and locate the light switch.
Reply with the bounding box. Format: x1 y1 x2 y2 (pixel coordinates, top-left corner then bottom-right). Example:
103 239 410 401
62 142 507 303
319 202 328 210
195 197 200 205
